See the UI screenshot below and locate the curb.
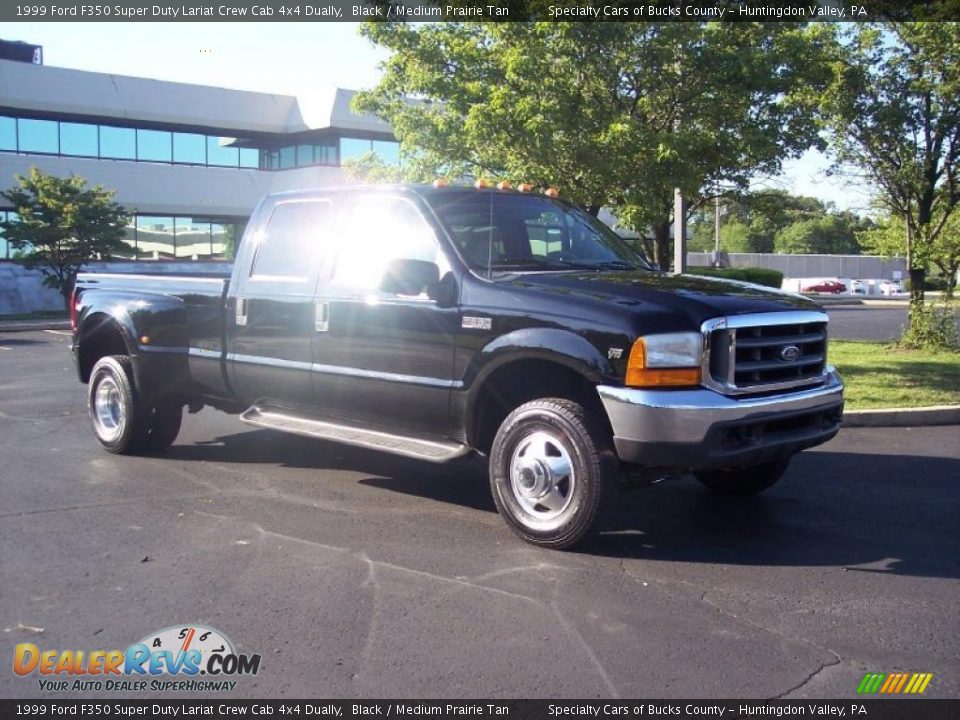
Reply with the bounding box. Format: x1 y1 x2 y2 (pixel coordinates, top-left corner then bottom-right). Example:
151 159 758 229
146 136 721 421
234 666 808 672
842 405 960 428
0 320 70 333
807 297 864 307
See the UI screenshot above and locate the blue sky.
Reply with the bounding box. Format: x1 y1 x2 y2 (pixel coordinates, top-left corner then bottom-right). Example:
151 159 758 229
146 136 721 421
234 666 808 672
10 22 872 214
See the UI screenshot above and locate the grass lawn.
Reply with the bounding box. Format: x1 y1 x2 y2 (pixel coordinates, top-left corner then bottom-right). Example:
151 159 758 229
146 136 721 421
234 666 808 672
831 340 960 409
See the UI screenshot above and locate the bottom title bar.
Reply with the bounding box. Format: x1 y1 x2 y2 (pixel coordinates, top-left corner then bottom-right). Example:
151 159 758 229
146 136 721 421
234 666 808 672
2 700 958 720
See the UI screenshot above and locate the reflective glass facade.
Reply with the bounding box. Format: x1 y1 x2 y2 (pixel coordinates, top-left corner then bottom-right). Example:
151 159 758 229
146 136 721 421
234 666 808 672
0 113 298 170
340 137 400 165
0 108 399 263
0 210 21 260
0 113 400 172
130 214 243 260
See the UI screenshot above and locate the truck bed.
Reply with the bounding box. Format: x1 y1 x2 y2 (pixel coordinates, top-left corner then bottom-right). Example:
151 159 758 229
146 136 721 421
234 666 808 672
74 270 233 401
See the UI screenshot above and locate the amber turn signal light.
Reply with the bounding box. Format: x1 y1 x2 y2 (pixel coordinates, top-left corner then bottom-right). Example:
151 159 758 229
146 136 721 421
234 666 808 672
625 339 701 388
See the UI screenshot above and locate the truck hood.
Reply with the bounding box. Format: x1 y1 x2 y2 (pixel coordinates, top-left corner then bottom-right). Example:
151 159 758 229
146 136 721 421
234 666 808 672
499 270 819 326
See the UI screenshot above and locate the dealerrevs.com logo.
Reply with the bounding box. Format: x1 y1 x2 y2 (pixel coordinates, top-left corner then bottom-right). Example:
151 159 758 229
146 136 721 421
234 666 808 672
13 625 261 692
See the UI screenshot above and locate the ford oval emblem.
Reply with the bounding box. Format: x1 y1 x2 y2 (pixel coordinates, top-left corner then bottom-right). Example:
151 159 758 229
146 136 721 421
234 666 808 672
779 345 801 362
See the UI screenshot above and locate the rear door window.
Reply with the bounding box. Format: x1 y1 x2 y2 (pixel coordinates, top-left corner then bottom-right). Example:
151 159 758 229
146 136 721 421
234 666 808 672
251 199 333 281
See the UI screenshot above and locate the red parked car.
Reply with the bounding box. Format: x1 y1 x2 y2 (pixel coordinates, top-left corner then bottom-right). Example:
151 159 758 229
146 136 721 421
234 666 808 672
802 280 847 294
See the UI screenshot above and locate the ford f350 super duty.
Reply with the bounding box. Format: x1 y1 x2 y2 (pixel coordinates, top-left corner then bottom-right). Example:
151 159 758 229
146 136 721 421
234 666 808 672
71 185 844 549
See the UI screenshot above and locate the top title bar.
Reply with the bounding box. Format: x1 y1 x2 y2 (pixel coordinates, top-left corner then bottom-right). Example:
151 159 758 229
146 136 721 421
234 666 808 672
3 1 960 23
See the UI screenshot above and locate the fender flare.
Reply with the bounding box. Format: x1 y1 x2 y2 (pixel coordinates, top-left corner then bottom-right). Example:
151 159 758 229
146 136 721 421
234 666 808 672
462 328 616 443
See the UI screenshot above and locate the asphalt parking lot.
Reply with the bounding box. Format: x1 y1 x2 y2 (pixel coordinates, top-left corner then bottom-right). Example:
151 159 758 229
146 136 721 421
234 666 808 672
1 330 958 700
826 302 960 341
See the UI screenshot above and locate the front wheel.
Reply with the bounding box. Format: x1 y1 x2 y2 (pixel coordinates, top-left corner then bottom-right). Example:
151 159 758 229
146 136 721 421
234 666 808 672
694 458 791 496
489 398 618 550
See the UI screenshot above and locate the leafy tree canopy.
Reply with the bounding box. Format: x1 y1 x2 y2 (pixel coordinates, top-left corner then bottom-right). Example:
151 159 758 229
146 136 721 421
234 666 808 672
355 21 831 268
819 22 960 312
689 190 871 255
0 168 131 307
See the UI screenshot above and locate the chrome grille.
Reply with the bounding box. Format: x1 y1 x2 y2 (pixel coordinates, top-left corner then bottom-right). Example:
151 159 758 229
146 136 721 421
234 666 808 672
703 311 830 396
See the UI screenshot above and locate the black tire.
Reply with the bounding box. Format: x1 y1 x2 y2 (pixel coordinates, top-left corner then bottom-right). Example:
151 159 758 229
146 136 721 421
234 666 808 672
87 355 183 455
489 398 618 550
694 458 791 496
137 401 183 454
87 355 151 454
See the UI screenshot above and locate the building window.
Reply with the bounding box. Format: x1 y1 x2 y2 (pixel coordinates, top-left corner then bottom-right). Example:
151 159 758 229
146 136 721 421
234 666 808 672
136 216 175 259
60 122 99 157
1 211 24 260
174 217 211 258
173 132 206 164
340 137 371 163
0 116 18 152
278 146 296 169
18 118 59 154
0 210 12 260
211 222 230 259
208 136 239 167
100 125 136 160
239 148 258 169
296 144 314 167
372 140 400 164
137 129 172 163
340 137 400 165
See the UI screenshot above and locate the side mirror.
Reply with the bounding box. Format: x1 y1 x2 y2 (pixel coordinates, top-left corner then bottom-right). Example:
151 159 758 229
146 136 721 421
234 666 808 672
381 258 441 297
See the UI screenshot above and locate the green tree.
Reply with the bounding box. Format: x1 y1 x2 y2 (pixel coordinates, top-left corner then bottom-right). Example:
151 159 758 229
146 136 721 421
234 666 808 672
774 215 864 254
860 212 960 298
689 190 869 255
0 168 131 309
355 22 830 269
819 23 960 330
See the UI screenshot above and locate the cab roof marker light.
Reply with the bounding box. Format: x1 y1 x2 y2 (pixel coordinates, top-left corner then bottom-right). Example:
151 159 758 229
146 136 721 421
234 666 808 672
543 187 560 198
497 181 512 190
474 179 490 189
517 183 533 193
432 178 448 188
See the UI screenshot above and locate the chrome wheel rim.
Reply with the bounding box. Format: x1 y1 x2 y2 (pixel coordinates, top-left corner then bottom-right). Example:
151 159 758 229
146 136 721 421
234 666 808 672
92 375 125 442
508 430 576 529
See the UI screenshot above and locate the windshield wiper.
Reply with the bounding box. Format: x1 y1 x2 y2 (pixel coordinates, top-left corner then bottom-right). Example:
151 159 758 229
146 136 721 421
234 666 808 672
544 259 639 271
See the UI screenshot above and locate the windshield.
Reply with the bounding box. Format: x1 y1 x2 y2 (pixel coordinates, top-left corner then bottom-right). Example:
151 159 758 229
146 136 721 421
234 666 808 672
429 192 653 274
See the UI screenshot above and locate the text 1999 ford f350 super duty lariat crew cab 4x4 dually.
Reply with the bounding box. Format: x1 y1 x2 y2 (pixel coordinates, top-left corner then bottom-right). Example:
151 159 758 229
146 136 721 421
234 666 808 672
71 185 844 549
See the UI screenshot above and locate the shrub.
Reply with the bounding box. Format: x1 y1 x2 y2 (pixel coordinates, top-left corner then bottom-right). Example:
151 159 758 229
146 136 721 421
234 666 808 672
686 266 785 289
900 301 959 351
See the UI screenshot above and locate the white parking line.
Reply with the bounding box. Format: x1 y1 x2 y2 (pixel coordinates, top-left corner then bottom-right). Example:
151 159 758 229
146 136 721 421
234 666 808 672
44 330 73 336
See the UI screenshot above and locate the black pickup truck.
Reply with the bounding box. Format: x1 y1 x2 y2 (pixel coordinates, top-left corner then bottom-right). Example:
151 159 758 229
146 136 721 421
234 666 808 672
71 184 844 549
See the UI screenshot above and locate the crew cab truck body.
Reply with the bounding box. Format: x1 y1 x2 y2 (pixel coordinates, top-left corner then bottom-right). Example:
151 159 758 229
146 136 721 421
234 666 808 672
72 185 844 548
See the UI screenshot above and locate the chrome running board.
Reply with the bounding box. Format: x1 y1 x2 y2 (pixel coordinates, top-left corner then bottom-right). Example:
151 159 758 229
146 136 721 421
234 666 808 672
240 406 472 463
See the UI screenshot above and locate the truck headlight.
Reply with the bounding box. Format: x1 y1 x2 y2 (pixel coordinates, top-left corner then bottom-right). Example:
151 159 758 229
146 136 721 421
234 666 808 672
625 332 702 388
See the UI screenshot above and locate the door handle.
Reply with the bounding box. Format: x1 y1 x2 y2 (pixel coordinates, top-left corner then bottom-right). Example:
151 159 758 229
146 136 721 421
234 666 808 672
315 301 329 332
236 297 248 326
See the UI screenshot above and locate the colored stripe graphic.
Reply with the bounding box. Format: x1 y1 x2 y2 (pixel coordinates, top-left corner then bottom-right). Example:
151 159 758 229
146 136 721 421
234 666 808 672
858 672 932 694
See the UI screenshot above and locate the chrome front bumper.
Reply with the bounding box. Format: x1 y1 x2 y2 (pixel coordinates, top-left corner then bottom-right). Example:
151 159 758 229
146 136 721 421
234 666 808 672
597 369 844 470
